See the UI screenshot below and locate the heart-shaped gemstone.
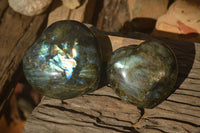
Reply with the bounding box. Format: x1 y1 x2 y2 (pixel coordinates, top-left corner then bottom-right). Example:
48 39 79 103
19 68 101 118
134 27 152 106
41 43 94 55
107 41 178 108
23 20 102 99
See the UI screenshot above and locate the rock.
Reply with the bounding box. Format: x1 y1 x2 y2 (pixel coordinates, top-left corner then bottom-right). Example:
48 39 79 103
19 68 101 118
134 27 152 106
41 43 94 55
155 0 200 34
97 0 168 33
47 0 96 26
61 0 81 9
8 0 52 16
107 41 178 108
23 20 102 100
96 0 130 32
128 0 169 20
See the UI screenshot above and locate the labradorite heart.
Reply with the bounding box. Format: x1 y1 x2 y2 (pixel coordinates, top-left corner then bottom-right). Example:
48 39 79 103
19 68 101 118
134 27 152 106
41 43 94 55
23 20 101 100
107 41 178 108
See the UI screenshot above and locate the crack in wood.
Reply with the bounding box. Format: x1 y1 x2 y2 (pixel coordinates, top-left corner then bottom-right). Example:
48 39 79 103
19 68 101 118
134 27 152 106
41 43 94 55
178 88 200 92
145 127 167 133
92 122 137 133
37 109 56 118
182 127 191 133
43 103 136 126
166 99 200 107
37 103 138 133
147 117 200 127
156 106 200 118
94 117 134 129
43 104 98 120
0 1 8 21
136 107 144 123
33 115 96 128
174 92 200 99
187 77 200 80
95 112 135 125
86 93 122 101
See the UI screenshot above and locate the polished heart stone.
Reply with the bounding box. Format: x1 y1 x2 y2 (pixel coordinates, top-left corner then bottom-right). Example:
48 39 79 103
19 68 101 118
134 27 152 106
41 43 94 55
23 20 102 100
107 41 178 108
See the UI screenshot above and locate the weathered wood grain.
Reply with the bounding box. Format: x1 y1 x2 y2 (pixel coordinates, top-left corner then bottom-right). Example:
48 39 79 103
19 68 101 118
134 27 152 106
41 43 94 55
0 0 199 132
47 0 96 26
0 0 48 115
23 32 200 132
24 87 140 133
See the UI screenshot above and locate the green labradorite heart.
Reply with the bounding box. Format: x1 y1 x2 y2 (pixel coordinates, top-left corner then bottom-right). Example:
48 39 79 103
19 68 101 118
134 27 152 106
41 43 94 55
23 20 102 100
107 41 178 108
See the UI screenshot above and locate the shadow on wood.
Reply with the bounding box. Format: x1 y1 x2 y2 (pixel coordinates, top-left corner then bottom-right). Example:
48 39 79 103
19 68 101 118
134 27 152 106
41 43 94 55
23 32 200 132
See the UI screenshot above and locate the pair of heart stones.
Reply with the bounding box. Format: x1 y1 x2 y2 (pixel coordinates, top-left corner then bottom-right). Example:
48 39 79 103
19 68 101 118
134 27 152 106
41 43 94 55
23 20 178 109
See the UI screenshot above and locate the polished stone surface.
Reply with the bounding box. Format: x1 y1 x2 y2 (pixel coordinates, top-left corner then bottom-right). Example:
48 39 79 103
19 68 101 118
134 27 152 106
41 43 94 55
107 41 178 108
23 20 101 99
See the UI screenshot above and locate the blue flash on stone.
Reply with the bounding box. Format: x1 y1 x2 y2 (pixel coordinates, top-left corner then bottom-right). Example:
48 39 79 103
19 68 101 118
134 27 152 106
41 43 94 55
50 45 77 80
23 20 101 100
51 36 55 40
107 41 178 108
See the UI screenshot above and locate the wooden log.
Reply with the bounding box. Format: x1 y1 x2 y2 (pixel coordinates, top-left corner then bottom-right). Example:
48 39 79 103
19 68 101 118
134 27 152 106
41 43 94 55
23 30 200 132
0 0 48 115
